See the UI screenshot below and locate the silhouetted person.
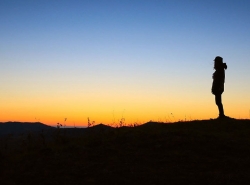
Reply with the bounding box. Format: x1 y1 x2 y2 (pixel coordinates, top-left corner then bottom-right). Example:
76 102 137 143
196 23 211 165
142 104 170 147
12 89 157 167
212 56 227 118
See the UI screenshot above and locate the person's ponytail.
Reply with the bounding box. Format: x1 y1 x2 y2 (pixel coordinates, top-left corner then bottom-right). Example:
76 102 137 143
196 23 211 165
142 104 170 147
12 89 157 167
223 63 227 70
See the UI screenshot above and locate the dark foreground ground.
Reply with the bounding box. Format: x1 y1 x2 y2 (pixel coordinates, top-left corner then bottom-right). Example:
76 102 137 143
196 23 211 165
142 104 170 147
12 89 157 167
1 118 250 185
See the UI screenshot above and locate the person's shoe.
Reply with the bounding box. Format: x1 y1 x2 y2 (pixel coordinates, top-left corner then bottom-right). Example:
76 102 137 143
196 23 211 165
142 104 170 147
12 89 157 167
217 115 233 119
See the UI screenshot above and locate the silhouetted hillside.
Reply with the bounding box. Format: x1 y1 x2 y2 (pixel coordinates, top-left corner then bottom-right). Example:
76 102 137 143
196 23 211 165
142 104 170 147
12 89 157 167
0 122 54 136
1 118 250 184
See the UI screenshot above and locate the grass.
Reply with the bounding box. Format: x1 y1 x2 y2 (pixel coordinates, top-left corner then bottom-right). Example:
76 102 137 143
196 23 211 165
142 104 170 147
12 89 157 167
1 118 250 185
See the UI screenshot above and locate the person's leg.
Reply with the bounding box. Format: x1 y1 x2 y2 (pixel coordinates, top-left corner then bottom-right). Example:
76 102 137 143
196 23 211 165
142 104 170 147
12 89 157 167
215 93 224 117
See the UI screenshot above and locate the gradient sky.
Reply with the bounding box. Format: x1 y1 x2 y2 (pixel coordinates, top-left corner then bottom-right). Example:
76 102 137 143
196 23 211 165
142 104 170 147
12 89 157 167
1 0 250 126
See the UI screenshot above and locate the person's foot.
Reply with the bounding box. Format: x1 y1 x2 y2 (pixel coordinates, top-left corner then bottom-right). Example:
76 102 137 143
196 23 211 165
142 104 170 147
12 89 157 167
217 115 233 119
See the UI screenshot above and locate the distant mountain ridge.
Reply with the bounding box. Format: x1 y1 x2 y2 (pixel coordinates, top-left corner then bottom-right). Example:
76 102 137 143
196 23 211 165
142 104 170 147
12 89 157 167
0 122 54 136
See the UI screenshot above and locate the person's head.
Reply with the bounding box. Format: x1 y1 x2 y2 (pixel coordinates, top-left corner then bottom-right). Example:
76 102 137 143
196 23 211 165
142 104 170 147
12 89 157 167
214 56 227 70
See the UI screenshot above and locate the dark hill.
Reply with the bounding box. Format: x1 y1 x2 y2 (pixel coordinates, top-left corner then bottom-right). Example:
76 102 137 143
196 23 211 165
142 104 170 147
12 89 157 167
2 119 250 184
86 123 113 132
0 122 54 136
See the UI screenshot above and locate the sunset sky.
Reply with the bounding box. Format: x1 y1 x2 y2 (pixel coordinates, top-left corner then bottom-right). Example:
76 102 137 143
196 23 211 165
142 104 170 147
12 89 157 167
1 0 250 126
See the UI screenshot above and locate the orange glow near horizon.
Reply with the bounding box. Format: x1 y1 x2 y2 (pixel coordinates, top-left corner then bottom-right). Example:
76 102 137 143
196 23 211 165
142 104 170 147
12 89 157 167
1 94 249 127
1 60 250 127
